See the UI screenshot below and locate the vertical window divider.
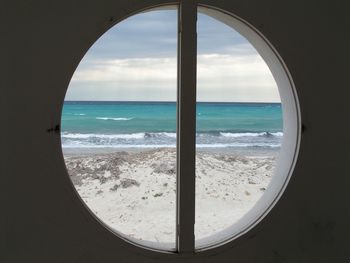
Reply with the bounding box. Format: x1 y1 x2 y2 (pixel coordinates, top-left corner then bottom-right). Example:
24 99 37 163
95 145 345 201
176 0 197 254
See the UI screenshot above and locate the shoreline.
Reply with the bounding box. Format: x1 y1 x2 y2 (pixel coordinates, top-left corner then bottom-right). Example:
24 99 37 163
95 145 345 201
62 146 280 157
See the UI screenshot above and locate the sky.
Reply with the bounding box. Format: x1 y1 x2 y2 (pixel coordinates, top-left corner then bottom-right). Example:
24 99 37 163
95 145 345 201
65 9 280 102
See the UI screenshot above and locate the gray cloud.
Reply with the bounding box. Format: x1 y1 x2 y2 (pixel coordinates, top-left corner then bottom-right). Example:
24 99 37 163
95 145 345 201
67 9 279 102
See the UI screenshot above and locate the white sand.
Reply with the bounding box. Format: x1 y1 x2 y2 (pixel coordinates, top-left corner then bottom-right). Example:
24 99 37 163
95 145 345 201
64 148 276 244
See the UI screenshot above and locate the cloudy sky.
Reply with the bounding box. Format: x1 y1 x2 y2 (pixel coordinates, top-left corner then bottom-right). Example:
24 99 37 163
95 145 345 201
65 10 280 102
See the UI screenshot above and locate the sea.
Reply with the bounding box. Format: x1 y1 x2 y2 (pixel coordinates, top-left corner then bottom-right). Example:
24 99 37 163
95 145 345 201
61 101 283 151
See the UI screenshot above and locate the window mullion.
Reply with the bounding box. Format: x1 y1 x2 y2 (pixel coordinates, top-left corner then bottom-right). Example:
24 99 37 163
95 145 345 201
176 0 197 254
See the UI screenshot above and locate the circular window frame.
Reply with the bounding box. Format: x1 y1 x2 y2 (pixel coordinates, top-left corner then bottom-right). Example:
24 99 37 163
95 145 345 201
59 1 301 257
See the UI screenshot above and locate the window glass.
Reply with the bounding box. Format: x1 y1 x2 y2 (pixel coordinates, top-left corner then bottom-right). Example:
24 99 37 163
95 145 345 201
61 9 178 250
195 12 283 243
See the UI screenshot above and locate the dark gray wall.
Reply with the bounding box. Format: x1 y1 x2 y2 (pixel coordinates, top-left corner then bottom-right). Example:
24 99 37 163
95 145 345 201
1 0 349 262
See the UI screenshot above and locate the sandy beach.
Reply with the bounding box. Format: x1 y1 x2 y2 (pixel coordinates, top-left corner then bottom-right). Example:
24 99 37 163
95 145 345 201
64 148 277 244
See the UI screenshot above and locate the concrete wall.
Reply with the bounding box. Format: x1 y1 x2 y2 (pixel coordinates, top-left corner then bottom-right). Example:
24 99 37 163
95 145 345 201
1 0 349 262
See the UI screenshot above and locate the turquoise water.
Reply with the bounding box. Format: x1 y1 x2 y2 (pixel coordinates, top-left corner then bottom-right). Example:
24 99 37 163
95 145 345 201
61 101 283 149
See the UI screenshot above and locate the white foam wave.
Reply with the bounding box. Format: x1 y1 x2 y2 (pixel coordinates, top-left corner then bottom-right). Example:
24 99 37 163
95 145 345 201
61 132 177 140
196 143 281 148
62 142 280 149
160 132 176 138
271 132 283 137
62 133 145 139
96 117 133 121
62 144 176 149
220 132 264 138
74 113 86 116
62 132 282 141
220 132 283 138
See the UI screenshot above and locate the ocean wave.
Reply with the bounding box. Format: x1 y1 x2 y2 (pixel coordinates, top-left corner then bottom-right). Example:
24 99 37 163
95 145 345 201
96 117 133 121
62 133 145 139
62 131 281 140
220 132 283 138
196 143 281 148
74 113 86 116
144 132 176 139
160 132 176 138
62 144 176 149
61 132 176 140
62 143 280 149
61 131 282 149
271 132 283 137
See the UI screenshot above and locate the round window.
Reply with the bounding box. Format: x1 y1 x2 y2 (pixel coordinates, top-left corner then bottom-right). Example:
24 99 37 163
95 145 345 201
61 3 300 253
